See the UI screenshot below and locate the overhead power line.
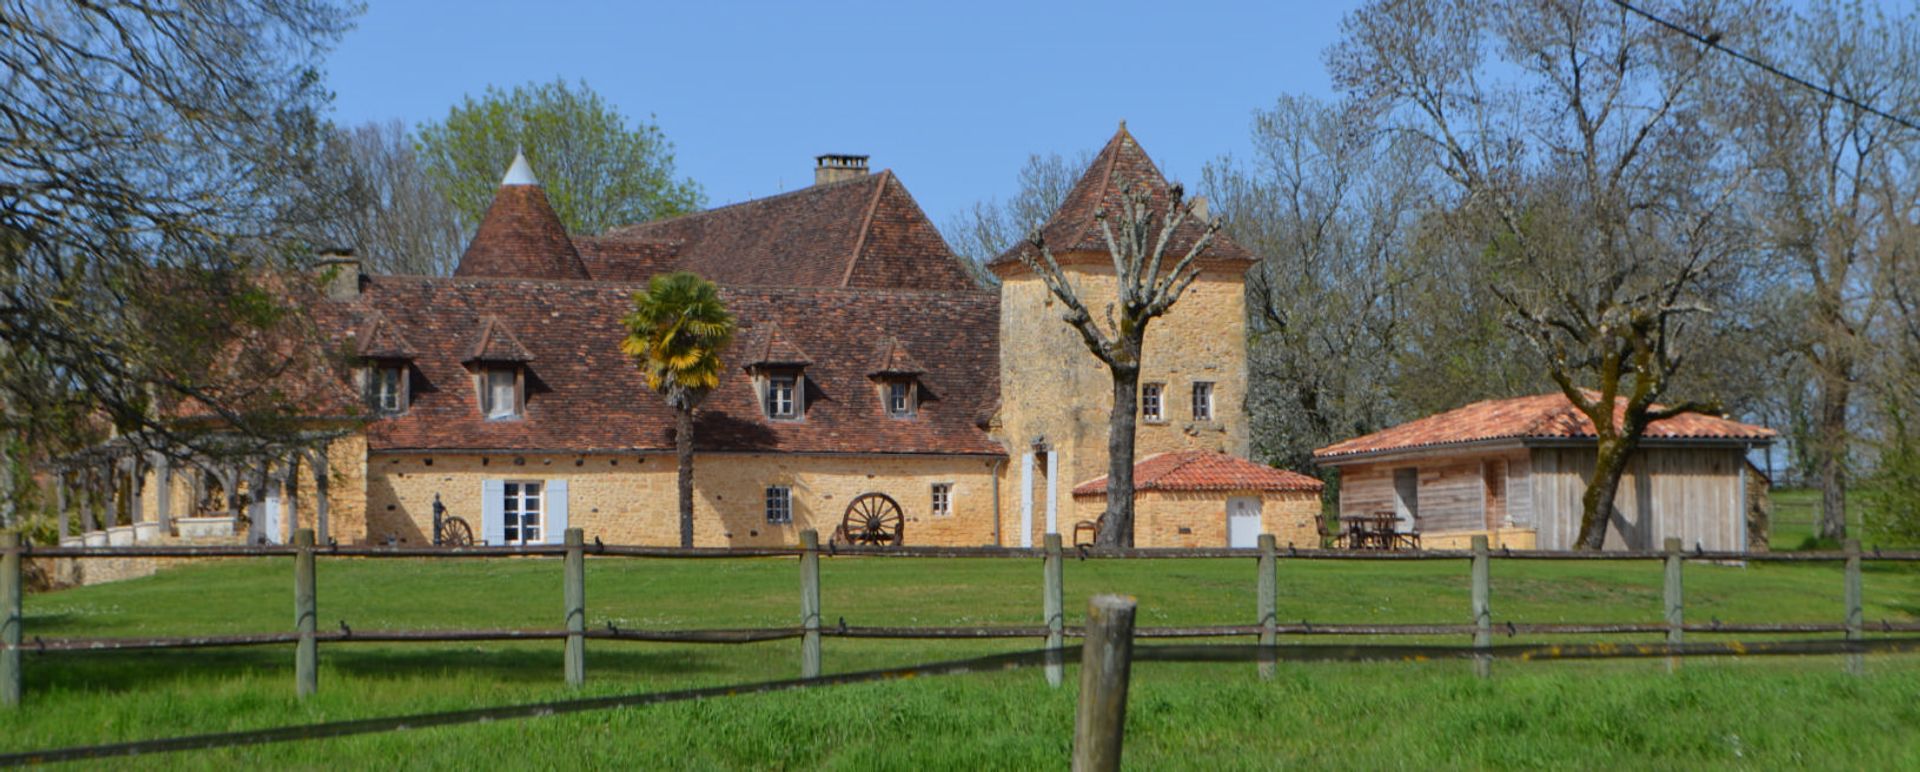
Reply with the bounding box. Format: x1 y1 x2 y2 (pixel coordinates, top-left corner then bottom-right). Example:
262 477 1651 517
1608 0 1920 132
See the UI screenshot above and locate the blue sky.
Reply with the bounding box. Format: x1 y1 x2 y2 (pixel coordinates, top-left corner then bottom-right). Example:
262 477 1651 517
325 1 1357 228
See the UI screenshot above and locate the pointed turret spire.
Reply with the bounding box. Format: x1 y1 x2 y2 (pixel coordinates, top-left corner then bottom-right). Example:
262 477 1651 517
452 151 591 281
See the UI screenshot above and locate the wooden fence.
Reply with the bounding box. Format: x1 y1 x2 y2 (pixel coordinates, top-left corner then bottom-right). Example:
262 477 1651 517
5 528 1920 707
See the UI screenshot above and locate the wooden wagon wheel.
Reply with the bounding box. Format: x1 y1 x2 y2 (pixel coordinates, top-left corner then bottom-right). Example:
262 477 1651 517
439 516 475 547
840 492 905 546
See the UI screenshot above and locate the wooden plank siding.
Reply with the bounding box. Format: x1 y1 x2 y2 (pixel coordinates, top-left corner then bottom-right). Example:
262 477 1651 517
1331 444 1747 552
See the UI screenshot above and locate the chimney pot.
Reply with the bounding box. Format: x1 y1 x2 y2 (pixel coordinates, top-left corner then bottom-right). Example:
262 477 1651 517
814 153 870 186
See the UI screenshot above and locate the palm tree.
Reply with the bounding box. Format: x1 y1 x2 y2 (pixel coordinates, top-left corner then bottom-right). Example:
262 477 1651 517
621 272 735 547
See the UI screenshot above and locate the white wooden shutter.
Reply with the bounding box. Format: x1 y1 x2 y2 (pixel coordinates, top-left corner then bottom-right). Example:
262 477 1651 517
546 479 569 544
482 479 505 545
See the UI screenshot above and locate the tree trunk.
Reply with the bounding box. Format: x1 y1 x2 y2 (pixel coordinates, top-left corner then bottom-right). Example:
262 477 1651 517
1096 365 1141 549
1815 365 1851 541
1576 434 1636 550
676 406 695 548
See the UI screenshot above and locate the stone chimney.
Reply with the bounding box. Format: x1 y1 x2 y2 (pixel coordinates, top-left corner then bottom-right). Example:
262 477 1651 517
1188 195 1209 222
316 248 361 300
814 154 870 185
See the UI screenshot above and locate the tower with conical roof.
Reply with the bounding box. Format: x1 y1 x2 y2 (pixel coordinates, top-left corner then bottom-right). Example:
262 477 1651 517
988 123 1256 548
453 151 592 281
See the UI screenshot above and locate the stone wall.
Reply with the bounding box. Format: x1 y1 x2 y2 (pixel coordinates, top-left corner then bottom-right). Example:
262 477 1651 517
364 451 1004 547
1071 489 1320 548
994 261 1252 544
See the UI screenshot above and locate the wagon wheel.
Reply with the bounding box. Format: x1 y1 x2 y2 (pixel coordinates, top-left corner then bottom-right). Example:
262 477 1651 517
841 493 905 546
440 516 475 548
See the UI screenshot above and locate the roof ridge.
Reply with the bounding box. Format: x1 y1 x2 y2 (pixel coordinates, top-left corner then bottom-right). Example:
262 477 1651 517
607 173 882 236
840 168 892 287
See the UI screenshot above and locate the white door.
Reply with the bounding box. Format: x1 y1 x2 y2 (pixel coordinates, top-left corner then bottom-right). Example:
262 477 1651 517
1227 497 1262 548
260 483 283 545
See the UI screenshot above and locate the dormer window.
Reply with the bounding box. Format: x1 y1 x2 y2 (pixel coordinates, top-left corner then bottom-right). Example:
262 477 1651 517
766 373 800 419
370 363 408 415
883 379 918 419
867 336 926 421
482 367 521 420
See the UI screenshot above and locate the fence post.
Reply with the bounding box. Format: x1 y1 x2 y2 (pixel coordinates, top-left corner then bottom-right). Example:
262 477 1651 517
1664 536 1683 673
1471 534 1491 679
1844 538 1862 676
1072 594 1137 772
1257 533 1277 680
800 529 822 679
1044 533 1064 687
293 528 317 699
564 527 586 687
2 532 20 708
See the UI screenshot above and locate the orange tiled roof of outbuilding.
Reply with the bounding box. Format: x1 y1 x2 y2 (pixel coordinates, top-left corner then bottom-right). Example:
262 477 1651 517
1312 392 1776 462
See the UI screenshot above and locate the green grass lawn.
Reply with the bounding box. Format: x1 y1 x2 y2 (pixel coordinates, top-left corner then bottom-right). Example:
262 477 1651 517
6 554 1920 768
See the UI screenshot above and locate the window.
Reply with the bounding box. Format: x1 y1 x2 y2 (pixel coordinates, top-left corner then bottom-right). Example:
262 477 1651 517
887 381 915 418
482 367 519 420
371 365 405 414
1141 383 1164 422
1191 381 1214 421
765 486 793 524
931 483 952 517
502 481 543 545
766 375 798 419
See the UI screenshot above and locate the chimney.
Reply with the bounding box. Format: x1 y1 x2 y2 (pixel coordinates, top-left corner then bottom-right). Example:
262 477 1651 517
814 154 870 185
1188 195 1210 222
316 248 361 300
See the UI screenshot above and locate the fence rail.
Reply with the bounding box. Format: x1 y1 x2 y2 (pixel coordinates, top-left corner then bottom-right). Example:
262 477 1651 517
1 529 1914 708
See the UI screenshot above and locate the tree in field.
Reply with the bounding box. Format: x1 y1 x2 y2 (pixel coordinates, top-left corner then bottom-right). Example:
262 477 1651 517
1731 0 1920 541
416 80 703 237
1021 183 1222 548
1331 0 1762 548
621 273 736 547
0 0 356 521
318 121 468 276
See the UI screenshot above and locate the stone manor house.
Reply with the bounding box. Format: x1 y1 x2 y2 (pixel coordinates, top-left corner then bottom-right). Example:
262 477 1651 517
54 125 1324 554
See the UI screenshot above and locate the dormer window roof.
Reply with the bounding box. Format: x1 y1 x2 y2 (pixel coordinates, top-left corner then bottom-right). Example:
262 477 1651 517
738 322 812 370
866 336 926 377
461 316 535 364
354 312 417 361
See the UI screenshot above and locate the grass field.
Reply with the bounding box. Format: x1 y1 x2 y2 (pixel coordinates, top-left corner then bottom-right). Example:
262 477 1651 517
1769 487 1865 550
5 553 1920 768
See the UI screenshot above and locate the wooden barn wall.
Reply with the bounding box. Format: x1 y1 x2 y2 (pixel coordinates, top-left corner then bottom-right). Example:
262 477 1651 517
1528 447 1744 551
1334 448 1534 535
1337 465 1396 519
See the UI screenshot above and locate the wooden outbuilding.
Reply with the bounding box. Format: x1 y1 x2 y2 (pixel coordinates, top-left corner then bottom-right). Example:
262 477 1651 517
1312 393 1775 552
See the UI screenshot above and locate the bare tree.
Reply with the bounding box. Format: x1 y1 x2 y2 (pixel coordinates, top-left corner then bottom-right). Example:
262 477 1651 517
1732 0 1920 541
945 152 1092 282
1020 183 1221 548
318 121 468 276
1331 0 1763 548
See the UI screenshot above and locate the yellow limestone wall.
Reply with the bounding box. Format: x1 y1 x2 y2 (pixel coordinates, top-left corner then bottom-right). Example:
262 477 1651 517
363 451 1003 547
1072 490 1320 548
994 260 1252 545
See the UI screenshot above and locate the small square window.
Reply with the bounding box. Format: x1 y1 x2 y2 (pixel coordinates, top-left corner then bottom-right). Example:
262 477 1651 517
931 483 952 517
1141 383 1163 422
1192 382 1214 422
767 376 798 419
765 486 793 524
888 381 914 418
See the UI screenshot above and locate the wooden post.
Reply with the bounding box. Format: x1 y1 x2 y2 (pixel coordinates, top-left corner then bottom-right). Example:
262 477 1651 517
1258 533 1277 680
1471 535 1491 679
1663 537 1683 672
2 531 20 708
564 527 586 687
1844 538 1863 676
1072 594 1137 772
293 528 317 698
800 529 822 678
1044 533 1064 687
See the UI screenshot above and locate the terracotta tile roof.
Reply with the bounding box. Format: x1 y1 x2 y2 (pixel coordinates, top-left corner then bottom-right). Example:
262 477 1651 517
866 336 926 376
461 316 535 363
323 276 1003 455
1312 392 1778 462
454 184 591 281
990 124 1254 273
1072 451 1324 496
737 322 813 368
354 312 416 359
593 171 979 290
